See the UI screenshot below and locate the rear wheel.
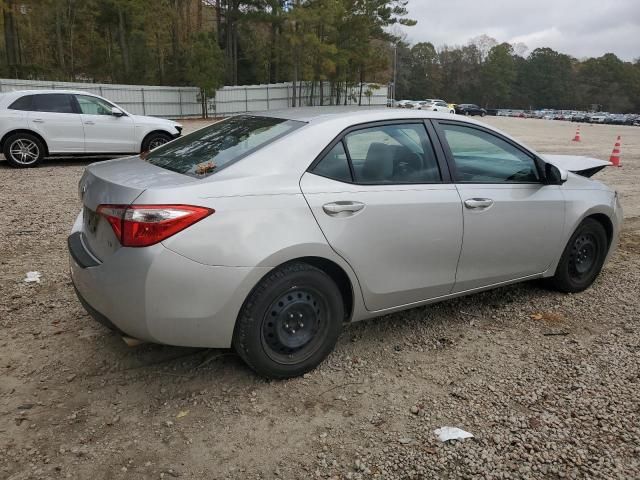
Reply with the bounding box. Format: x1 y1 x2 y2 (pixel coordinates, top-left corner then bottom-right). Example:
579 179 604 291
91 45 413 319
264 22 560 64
141 132 172 152
548 219 608 293
233 262 344 379
3 133 45 168
481 111 486 117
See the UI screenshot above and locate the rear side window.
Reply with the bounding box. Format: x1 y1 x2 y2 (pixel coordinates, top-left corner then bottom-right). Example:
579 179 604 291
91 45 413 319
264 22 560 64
313 142 352 182
343 124 442 184
9 95 34 111
145 115 304 178
32 94 76 113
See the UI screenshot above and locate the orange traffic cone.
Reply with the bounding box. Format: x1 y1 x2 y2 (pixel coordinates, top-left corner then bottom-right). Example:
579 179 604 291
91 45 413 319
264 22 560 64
572 126 581 142
609 136 622 167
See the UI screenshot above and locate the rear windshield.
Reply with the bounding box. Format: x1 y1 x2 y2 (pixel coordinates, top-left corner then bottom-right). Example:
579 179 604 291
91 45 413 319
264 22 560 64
145 115 304 178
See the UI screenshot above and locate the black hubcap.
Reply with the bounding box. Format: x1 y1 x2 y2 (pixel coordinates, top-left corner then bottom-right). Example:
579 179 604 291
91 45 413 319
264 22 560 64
262 288 326 363
569 233 598 278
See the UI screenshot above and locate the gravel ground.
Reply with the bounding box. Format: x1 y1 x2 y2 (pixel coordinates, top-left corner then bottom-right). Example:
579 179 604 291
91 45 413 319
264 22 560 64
0 117 639 480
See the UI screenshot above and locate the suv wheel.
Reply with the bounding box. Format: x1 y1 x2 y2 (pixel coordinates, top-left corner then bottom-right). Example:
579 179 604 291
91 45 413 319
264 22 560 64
3 133 45 168
141 132 172 152
233 262 344 379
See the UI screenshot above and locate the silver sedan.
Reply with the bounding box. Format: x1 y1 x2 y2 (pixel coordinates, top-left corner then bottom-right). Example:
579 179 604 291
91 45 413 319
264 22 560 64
68 108 623 378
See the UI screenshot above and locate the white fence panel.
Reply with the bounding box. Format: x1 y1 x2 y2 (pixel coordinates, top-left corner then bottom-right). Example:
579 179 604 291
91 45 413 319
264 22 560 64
0 78 390 118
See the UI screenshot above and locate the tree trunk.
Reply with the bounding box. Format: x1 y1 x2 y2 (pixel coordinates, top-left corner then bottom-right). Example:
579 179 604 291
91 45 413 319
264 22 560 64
117 7 130 77
215 0 222 47
55 4 65 70
292 65 297 107
3 0 19 69
319 79 324 106
358 66 364 106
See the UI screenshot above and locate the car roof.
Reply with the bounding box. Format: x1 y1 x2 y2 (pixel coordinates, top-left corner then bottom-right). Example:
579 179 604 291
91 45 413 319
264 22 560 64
252 106 463 124
1 89 99 97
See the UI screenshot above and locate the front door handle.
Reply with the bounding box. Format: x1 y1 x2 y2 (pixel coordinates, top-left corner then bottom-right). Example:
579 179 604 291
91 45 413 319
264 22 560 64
464 198 494 210
84 121 95 125
32 118 44 123
322 201 365 216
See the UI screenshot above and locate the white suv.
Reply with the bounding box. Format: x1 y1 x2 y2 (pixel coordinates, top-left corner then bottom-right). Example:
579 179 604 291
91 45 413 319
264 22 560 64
0 90 182 167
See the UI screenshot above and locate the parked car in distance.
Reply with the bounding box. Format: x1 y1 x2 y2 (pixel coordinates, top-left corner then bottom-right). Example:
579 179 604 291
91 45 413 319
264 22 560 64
395 100 413 108
0 90 182 167
590 112 609 124
419 101 454 114
455 104 487 116
69 107 622 379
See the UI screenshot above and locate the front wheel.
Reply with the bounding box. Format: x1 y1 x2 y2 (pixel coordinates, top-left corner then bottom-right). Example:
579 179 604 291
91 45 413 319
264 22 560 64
233 262 344 379
481 111 486 117
141 132 172 152
547 219 608 293
3 133 46 168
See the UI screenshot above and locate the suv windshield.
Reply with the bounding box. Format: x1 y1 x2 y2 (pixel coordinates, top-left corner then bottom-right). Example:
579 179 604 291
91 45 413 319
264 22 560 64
145 115 304 178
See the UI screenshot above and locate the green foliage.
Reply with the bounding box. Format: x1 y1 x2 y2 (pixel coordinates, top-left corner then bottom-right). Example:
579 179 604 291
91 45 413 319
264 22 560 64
1 1 636 112
187 32 225 94
397 37 640 112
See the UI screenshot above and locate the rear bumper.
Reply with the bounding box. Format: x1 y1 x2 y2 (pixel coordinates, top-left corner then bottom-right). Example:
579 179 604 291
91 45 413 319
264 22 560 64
68 229 270 348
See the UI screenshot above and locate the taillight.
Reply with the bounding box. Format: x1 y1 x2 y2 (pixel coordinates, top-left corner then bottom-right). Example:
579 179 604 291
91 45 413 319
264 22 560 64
97 204 214 247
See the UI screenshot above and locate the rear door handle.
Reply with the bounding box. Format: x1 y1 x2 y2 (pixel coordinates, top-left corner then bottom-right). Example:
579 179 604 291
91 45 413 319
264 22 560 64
322 201 365 216
84 121 95 125
464 198 494 209
32 118 44 123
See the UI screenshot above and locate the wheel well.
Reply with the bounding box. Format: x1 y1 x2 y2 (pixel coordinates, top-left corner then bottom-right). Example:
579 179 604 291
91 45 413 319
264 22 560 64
140 130 173 152
290 257 354 322
586 213 614 247
1 130 49 155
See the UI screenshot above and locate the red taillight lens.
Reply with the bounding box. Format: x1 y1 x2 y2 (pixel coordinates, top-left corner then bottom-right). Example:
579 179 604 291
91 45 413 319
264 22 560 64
97 204 214 247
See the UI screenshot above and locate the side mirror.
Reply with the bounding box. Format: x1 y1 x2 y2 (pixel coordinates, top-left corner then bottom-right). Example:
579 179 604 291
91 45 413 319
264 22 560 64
111 107 124 117
545 163 568 185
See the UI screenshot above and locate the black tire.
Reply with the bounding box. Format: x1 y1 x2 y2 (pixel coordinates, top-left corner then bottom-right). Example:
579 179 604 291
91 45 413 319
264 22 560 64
141 132 172 152
3 132 46 168
465 111 470 116
233 262 344 379
548 218 608 293
481 111 486 117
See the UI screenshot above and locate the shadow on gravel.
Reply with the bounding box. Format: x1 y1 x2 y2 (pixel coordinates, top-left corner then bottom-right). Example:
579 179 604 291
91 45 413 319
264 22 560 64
0 155 120 169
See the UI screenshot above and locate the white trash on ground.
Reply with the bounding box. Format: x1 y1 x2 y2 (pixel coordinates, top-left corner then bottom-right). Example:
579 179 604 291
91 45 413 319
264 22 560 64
434 426 474 442
24 271 42 283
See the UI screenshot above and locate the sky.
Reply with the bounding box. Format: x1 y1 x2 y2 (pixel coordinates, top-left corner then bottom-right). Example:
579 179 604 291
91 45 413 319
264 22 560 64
398 0 640 61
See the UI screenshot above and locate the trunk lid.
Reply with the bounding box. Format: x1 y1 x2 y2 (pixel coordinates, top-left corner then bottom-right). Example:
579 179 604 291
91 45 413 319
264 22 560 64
79 156 199 260
542 154 611 177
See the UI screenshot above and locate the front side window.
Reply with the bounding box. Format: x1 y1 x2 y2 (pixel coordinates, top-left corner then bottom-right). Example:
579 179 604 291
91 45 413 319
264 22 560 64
440 124 540 183
146 115 304 178
343 123 441 184
76 95 114 115
32 94 75 114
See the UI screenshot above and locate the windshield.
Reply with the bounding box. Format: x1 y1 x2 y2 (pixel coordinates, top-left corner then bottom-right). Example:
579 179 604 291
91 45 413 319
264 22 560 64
145 115 305 178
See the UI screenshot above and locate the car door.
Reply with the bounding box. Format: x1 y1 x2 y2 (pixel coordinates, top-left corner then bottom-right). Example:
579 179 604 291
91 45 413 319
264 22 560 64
75 94 136 153
433 120 565 292
27 93 84 153
300 121 463 312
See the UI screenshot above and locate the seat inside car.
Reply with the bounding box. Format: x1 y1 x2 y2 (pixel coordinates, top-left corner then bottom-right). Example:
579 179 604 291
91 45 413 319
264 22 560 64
361 142 394 182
